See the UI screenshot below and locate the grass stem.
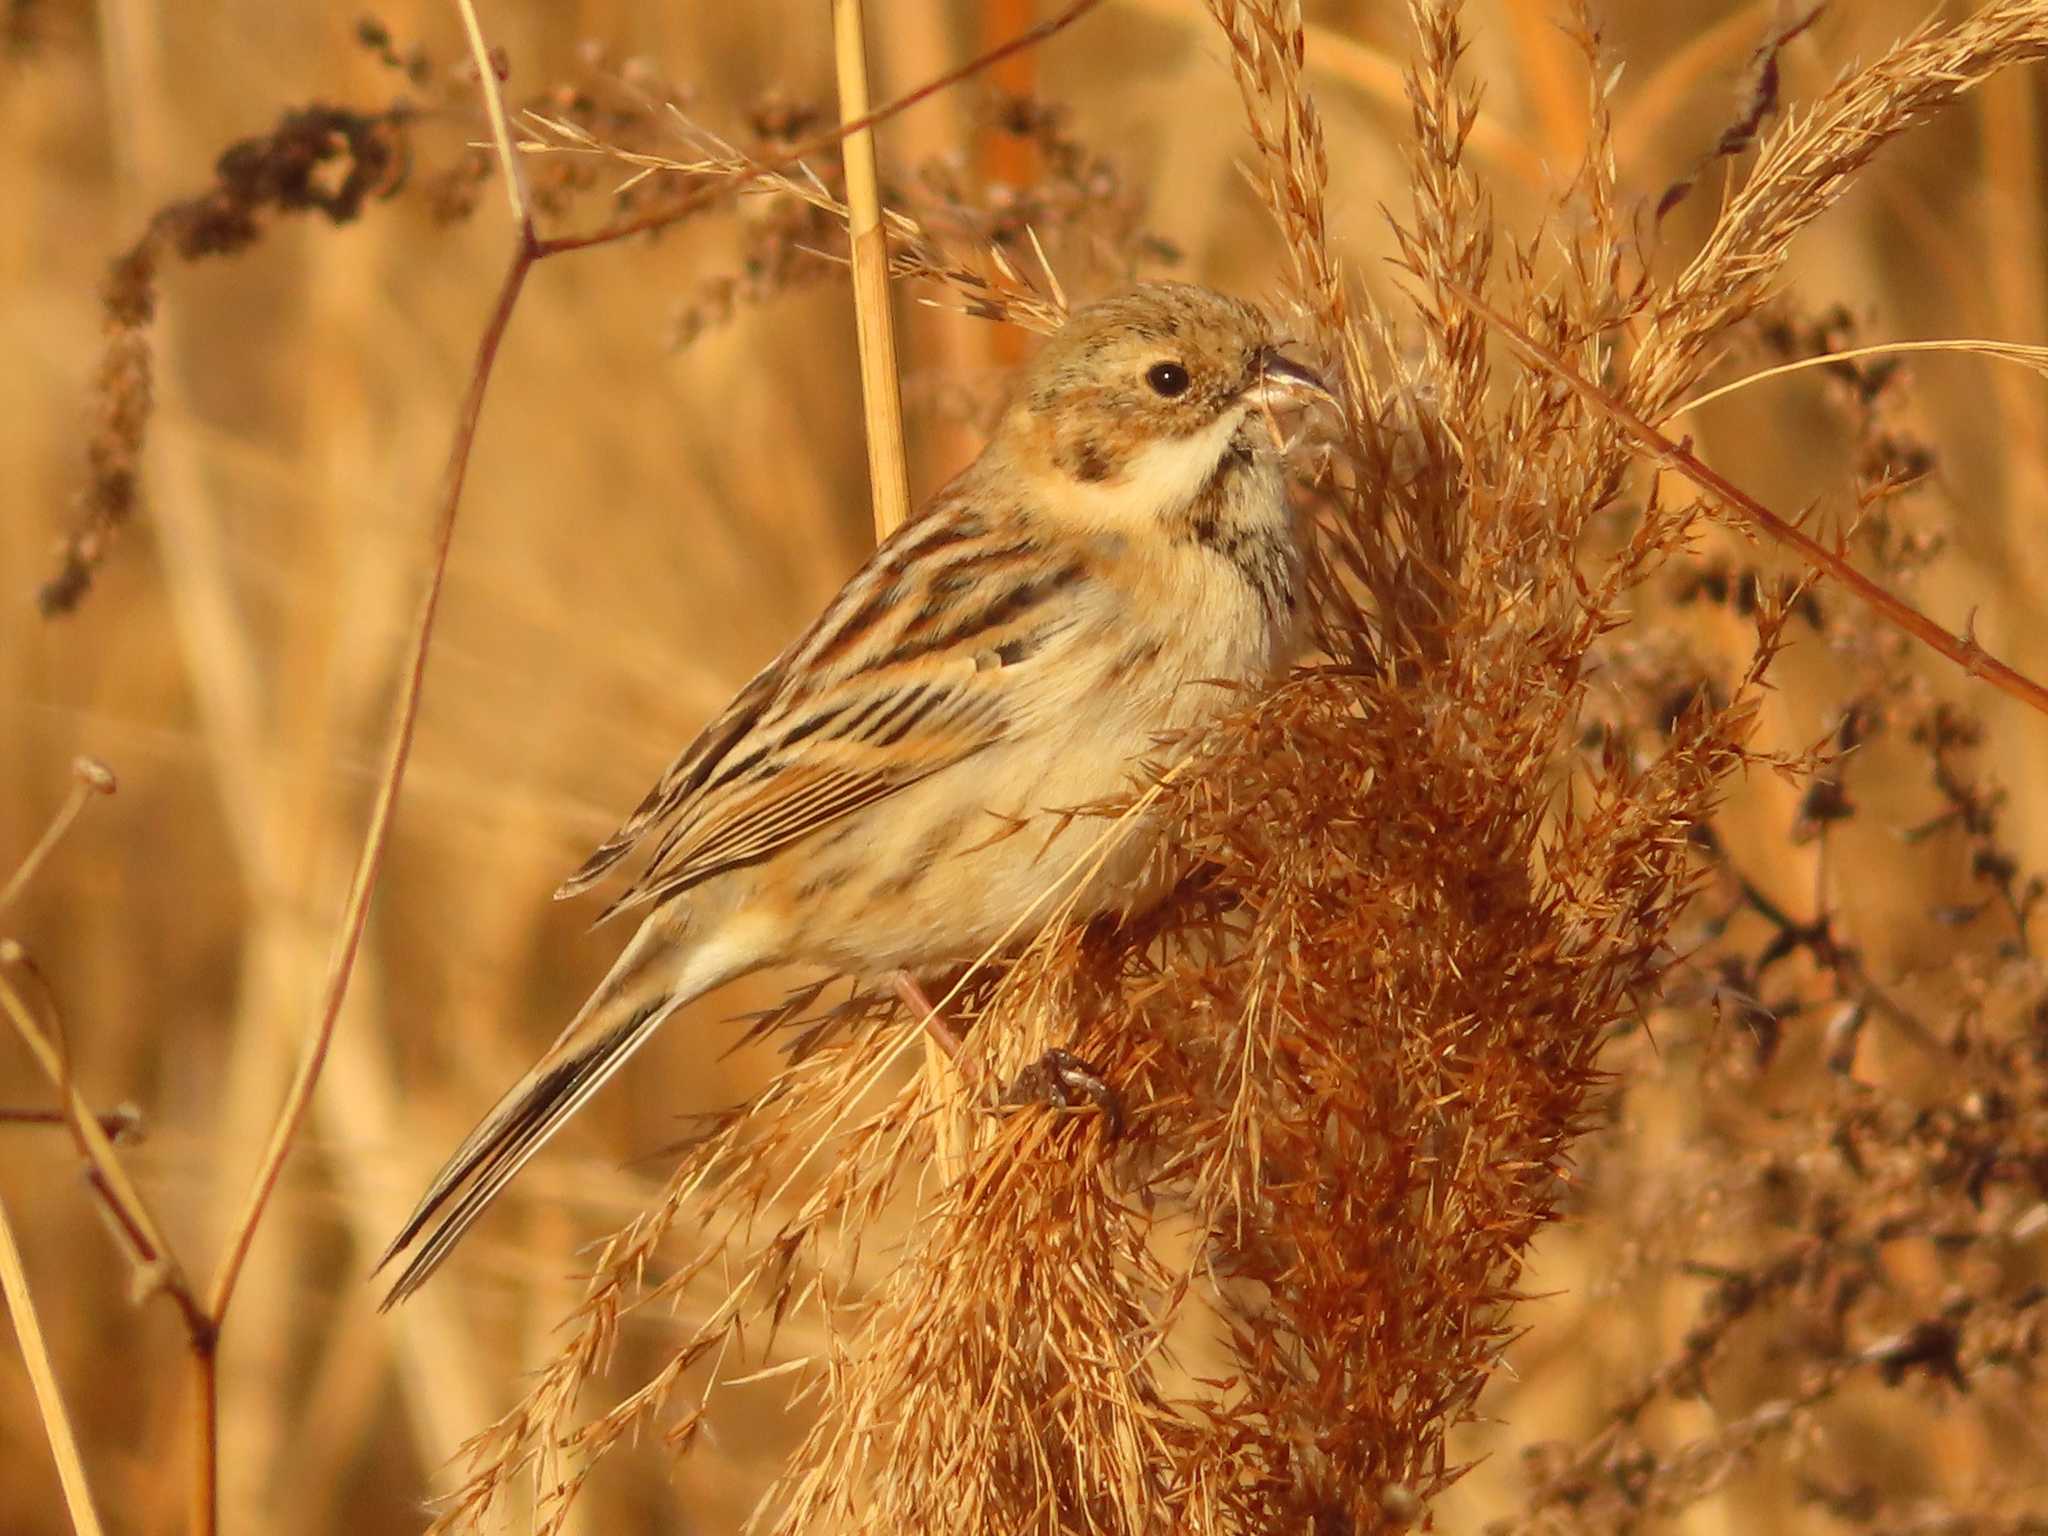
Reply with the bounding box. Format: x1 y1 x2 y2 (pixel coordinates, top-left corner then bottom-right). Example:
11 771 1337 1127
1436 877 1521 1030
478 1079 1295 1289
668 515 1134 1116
0 1190 106 1536
834 0 912 539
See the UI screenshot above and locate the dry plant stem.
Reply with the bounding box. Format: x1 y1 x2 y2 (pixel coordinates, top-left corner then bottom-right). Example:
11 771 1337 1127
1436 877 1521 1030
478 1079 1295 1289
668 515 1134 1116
893 971 982 1085
200 0 529 1318
7 952 215 1533
0 771 204 1532
0 759 115 914
177 4 535 1529
533 0 1103 259
830 0 962 1154
457 0 533 228
833 0 912 536
0 1106 139 1137
0 1188 106 1536
0 965 221 1525
0 973 204 1337
1677 337 2048 416
202 243 534 1311
203 0 537 1335
1448 279 2048 722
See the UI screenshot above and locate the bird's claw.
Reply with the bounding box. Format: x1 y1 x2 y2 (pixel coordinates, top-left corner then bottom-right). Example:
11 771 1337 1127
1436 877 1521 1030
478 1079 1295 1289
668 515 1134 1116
1000 1048 1124 1140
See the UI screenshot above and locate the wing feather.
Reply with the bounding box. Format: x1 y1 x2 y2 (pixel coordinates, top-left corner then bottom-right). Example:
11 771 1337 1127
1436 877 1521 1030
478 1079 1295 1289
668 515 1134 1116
556 661 783 898
561 490 1085 921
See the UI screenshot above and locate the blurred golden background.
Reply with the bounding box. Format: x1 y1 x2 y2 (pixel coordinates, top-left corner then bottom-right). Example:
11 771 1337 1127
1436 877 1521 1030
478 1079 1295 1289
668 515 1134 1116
5 1 2046 1531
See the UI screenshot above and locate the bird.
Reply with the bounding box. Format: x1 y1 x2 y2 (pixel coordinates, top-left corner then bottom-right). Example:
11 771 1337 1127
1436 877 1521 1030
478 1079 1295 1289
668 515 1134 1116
375 282 1333 1306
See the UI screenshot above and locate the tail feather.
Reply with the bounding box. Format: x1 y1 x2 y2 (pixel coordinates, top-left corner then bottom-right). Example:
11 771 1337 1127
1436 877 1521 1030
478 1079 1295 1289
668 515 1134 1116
375 917 743 1308
375 997 677 1308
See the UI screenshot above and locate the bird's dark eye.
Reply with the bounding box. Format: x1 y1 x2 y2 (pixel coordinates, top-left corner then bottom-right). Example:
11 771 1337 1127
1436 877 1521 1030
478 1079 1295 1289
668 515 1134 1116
1145 361 1191 398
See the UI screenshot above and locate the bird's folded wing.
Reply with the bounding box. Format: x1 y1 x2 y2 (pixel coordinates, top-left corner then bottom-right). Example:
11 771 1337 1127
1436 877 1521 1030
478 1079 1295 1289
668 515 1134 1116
555 660 783 901
557 494 1089 918
576 659 1012 924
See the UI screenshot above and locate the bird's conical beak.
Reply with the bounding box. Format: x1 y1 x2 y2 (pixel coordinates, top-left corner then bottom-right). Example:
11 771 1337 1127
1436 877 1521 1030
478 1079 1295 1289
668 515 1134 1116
1248 347 1336 409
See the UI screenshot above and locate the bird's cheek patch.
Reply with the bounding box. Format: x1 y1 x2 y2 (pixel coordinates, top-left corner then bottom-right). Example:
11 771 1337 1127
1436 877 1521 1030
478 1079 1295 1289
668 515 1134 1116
1057 434 1122 484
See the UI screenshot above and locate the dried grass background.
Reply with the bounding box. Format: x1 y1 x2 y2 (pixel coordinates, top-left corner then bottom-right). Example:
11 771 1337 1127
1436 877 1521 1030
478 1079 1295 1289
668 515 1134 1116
6 1 2048 1532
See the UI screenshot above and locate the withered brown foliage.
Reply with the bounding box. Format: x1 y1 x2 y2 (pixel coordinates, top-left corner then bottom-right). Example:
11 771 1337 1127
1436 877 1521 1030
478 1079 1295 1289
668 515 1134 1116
41 17 1149 617
1654 4 1824 223
41 102 410 616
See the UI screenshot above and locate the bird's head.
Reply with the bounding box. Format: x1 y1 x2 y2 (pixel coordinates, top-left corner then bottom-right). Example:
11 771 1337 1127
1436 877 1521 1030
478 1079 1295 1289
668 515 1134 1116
993 282 1333 524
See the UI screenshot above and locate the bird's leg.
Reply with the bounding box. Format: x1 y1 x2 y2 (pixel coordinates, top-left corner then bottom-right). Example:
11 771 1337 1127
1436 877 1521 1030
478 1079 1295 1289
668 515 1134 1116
891 973 1122 1137
893 971 982 1087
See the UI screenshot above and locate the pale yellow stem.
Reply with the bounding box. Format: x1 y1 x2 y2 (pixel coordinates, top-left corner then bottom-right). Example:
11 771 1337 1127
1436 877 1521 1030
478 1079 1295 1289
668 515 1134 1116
0 1189 109 1536
0 972 189 1295
834 0 913 538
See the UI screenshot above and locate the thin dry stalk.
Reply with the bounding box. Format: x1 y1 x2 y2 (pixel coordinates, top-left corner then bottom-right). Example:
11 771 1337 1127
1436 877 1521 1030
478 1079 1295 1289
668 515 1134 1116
0 1191 105 1536
832 0 911 538
0 972 199 1325
202 1 532 1331
830 0 969 1168
0 768 172 1535
1454 279 2048 721
1678 335 2048 414
0 761 115 914
172 0 545 1519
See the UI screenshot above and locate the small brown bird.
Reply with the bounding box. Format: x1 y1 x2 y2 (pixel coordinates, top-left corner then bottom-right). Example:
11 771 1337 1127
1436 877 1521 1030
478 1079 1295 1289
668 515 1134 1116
377 283 1331 1305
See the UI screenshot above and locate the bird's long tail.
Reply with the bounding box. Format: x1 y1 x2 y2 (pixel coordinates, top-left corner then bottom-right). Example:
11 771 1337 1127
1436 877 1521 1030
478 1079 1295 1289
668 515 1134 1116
375 915 730 1308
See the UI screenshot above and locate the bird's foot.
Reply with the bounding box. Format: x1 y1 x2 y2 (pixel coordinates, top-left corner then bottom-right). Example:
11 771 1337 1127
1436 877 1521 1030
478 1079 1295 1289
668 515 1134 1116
1001 1048 1124 1140
893 974 1123 1138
